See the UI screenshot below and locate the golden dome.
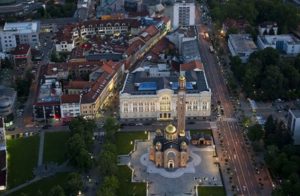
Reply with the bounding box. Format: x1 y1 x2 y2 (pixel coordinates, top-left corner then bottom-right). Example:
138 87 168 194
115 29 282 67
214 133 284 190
179 75 186 81
165 124 176 134
179 129 185 137
181 141 187 149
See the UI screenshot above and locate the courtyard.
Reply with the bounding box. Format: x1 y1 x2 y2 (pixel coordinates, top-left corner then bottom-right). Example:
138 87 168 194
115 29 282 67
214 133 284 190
118 132 223 196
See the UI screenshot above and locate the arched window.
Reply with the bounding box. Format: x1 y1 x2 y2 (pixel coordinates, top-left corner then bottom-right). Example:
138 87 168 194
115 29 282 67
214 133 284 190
160 96 171 111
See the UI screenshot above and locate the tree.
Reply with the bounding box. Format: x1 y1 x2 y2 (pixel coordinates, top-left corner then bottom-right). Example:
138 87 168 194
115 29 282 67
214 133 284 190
48 185 65 196
97 175 119 196
247 124 264 142
97 150 118 176
1 58 13 69
66 134 91 170
103 117 119 141
64 173 83 196
264 115 276 137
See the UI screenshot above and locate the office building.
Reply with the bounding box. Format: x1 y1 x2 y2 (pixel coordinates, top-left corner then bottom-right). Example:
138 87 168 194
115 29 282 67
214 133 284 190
0 21 40 52
172 0 195 29
257 34 300 56
228 34 258 63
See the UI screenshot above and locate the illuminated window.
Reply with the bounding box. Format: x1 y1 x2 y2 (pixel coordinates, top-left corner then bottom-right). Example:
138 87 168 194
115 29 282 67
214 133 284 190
160 96 171 111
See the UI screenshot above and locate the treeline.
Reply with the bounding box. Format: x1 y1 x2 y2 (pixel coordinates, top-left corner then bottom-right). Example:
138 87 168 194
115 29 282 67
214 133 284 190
96 117 120 196
263 116 300 196
208 0 299 33
35 0 76 19
231 48 300 100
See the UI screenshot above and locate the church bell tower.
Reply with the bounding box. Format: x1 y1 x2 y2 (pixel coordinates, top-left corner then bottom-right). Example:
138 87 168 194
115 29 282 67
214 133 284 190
177 75 186 137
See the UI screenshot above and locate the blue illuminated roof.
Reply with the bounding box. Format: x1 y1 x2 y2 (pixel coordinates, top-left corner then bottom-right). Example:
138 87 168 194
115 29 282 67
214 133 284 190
171 82 193 90
138 82 157 91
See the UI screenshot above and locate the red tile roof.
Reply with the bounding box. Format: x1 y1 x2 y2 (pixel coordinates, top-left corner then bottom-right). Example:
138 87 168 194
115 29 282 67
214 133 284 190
125 38 145 56
64 81 92 89
180 60 204 71
140 25 159 42
11 44 30 56
61 94 80 103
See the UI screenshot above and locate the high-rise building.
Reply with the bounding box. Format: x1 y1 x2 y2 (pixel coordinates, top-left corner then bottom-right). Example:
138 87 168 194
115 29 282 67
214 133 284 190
172 0 195 29
0 21 40 52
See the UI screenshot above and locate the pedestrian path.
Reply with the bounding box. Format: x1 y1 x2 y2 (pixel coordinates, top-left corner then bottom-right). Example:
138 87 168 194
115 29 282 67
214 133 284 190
37 130 45 166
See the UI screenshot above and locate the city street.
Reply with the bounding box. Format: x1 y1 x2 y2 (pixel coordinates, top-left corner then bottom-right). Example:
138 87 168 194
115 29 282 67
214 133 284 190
195 3 272 195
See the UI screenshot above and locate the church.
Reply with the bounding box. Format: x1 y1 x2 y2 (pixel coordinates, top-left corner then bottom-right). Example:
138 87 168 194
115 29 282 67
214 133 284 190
149 75 189 169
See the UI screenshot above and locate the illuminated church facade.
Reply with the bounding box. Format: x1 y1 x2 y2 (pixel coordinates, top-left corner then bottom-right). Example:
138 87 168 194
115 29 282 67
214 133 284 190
149 75 189 169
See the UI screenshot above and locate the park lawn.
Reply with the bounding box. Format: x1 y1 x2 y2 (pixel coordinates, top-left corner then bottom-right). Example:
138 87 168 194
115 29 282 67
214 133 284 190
10 172 70 196
117 166 146 196
43 131 70 164
116 132 147 155
190 129 212 136
197 186 226 196
7 136 39 188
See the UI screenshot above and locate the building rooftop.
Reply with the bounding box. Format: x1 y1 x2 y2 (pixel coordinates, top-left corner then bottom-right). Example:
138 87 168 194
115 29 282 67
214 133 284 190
61 94 80 104
181 39 201 63
3 21 40 33
258 34 300 45
121 69 210 95
180 60 203 71
228 34 258 53
290 109 300 118
11 44 30 56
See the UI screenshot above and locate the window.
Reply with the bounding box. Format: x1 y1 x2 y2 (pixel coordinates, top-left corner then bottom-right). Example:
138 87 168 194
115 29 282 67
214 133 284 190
150 102 155 112
193 101 198 110
160 96 171 111
133 102 137 112
187 101 192 111
145 102 149 112
139 102 143 112
202 102 207 110
124 103 128 113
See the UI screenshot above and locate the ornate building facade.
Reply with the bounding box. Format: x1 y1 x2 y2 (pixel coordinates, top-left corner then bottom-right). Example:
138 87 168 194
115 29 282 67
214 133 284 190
149 75 189 169
119 68 211 121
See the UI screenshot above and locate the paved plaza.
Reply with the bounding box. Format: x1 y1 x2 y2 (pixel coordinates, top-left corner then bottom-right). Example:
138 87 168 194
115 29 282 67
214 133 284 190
118 133 223 196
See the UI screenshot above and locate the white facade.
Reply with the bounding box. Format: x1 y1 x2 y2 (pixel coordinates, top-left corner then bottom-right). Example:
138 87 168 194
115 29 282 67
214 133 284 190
0 21 40 52
172 2 195 29
288 109 300 145
55 40 75 52
257 34 300 55
120 89 211 120
228 34 258 63
61 102 81 118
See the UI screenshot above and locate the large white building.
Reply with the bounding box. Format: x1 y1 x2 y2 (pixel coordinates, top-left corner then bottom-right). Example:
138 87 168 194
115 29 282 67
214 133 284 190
228 34 258 63
172 0 195 29
288 109 300 145
257 34 300 56
119 64 211 121
0 21 40 52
